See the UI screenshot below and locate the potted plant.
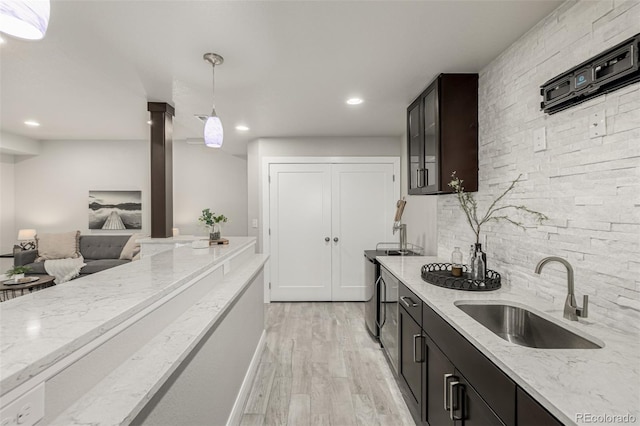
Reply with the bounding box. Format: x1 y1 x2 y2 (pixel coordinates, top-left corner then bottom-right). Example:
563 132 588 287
198 208 228 240
6 265 31 283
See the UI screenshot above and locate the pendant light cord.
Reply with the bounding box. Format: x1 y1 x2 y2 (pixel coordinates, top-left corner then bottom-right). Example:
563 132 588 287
211 63 216 112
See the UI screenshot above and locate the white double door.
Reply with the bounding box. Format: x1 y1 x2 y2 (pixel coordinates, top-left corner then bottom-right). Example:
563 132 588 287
269 162 398 301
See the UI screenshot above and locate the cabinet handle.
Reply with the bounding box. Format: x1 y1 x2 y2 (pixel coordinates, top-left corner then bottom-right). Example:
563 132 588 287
375 276 383 328
416 169 423 188
380 277 387 327
412 334 424 363
325 237 330 242
425 168 429 187
443 374 457 411
449 381 465 421
333 237 339 243
400 296 418 308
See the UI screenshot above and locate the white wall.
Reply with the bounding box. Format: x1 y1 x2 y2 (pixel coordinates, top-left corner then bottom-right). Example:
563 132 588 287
10 140 247 238
435 1 640 332
173 142 248 237
0 131 41 156
247 137 402 251
0 154 16 253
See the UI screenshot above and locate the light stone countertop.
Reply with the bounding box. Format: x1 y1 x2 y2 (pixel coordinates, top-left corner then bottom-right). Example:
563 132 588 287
136 235 208 244
50 253 268 426
0 236 257 396
378 256 640 426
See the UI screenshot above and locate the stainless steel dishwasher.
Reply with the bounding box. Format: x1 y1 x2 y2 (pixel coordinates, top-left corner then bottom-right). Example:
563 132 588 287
379 265 400 375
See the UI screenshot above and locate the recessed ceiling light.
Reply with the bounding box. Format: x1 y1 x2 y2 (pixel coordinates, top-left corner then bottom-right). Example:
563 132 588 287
147 120 152 125
0 36 5 44
346 98 363 105
235 125 250 131
24 120 40 127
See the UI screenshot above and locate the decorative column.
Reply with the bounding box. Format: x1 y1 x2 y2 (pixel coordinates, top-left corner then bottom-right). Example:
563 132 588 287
147 102 175 238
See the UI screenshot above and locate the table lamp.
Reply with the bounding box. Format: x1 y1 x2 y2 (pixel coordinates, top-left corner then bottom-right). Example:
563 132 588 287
17 229 37 250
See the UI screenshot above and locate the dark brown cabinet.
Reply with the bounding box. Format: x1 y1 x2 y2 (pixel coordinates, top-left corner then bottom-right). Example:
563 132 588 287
395 282 561 426
407 73 479 195
399 307 423 409
422 332 454 426
517 388 563 426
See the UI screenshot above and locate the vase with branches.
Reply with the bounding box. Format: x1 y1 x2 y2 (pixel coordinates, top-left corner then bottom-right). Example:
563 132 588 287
449 172 548 244
448 172 548 278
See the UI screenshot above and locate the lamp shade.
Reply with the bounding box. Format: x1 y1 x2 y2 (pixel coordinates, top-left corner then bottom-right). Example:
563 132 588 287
204 116 223 148
0 0 50 40
17 229 36 240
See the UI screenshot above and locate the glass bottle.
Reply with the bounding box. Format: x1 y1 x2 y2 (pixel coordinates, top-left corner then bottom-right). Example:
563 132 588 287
451 247 463 277
468 245 476 277
474 243 487 270
471 245 486 281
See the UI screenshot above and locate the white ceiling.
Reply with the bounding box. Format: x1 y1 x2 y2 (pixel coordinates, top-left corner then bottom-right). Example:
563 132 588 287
0 0 562 156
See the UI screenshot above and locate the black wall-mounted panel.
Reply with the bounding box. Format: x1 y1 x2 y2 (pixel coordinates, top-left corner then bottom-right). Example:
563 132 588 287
541 33 640 114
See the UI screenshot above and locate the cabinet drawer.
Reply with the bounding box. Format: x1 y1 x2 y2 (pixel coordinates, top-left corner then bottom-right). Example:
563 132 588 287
423 303 516 426
399 284 422 326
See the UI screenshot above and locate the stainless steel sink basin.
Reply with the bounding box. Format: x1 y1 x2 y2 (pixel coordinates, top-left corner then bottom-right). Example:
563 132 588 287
455 302 603 349
384 250 419 256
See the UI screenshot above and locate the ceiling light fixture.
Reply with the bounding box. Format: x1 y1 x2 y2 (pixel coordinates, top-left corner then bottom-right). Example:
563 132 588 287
202 52 224 148
24 120 40 127
0 0 50 40
346 98 363 105
235 125 249 131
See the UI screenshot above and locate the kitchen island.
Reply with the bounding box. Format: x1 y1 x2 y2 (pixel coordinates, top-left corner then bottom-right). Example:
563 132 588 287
378 255 639 426
0 237 267 426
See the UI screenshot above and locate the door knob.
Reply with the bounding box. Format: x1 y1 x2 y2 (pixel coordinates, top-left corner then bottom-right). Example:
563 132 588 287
325 237 330 242
334 237 339 242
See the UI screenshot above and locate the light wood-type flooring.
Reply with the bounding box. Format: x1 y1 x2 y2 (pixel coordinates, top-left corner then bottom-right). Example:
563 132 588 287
241 302 415 426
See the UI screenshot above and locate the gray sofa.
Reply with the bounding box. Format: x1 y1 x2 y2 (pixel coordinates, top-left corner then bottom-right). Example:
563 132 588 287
14 235 133 276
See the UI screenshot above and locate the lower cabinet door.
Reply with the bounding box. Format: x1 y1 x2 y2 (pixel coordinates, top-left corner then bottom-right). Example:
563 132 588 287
399 307 423 407
424 333 455 426
516 387 563 426
452 371 505 426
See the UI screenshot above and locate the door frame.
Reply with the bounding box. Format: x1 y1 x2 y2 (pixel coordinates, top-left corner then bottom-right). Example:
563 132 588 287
261 156 401 302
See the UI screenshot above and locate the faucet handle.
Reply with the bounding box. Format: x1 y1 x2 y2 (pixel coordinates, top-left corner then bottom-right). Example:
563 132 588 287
578 295 589 318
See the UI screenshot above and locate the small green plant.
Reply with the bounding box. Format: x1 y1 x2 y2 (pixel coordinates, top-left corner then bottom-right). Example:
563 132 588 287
198 208 228 227
448 172 548 244
6 265 31 277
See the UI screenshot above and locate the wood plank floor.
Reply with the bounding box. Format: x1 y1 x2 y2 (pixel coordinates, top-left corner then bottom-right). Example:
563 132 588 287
241 302 415 426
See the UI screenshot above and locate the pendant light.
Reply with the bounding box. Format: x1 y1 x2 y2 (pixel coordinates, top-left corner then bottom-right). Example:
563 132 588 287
0 0 50 40
203 53 224 148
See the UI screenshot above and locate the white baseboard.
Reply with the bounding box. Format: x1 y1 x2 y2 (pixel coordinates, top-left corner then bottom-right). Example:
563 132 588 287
226 329 267 426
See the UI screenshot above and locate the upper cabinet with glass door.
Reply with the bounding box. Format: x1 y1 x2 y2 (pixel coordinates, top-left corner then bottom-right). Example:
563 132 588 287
406 74 478 195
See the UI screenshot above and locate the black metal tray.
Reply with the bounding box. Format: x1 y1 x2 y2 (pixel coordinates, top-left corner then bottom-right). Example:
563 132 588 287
421 263 501 291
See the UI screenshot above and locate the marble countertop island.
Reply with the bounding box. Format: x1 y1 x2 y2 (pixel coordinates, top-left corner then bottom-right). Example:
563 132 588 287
378 256 640 426
0 236 258 397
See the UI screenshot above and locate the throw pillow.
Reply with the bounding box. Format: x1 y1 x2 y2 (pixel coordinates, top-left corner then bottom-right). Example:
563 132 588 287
120 233 144 260
35 231 81 261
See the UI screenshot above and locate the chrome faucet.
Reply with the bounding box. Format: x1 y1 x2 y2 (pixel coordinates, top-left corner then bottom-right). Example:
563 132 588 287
534 256 588 321
393 222 407 254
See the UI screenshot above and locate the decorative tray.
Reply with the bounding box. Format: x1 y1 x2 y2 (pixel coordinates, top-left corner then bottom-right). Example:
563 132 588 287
2 276 39 286
421 263 501 291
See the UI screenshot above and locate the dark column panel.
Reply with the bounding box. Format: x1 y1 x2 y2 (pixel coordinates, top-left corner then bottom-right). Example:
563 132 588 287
147 102 175 238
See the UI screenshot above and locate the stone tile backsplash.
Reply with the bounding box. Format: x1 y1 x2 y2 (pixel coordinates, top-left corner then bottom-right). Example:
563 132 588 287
437 0 640 333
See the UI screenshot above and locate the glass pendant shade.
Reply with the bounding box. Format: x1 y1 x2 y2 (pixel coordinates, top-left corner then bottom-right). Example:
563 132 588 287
0 0 50 40
204 115 223 148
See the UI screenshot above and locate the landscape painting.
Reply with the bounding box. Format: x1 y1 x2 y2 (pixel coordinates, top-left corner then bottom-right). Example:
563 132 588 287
89 191 142 230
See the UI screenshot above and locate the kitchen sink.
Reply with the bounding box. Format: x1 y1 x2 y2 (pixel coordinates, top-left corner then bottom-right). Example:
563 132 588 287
455 302 603 349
